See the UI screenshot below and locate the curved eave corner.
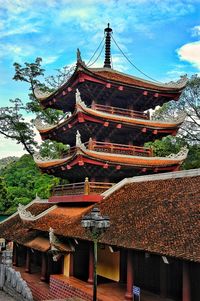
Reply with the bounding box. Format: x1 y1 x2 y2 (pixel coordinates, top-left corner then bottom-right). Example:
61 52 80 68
33 146 188 170
34 97 186 135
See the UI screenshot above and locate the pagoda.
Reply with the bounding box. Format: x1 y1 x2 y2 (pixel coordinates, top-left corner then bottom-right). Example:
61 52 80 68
34 24 187 184
0 25 196 301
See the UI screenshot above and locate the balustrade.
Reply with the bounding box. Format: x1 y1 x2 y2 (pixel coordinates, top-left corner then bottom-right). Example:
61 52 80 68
91 103 150 120
86 140 153 157
51 180 114 196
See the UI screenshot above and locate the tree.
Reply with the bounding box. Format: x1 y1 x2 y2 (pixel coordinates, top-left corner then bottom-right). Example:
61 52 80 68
0 98 37 156
0 155 60 214
0 177 8 212
153 75 200 144
13 57 64 124
39 140 69 159
0 58 73 158
149 75 200 169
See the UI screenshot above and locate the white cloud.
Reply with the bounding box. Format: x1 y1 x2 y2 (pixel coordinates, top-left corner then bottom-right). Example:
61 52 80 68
192 25 200 37
42 55 59 65
0 136 26 159
177 41 200 70
0 23 40 38
0 43 35 62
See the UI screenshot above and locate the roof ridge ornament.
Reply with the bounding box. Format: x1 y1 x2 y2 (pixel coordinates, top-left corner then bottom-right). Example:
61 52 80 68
164 75 188 88
167 146 189 160
17 203 35 220
104 23 113 69
34 86 53 100
76 89 87 109
76 130 86 150
34 117 56 130
33 152 57 162
76 48 86 67
77 48 82 62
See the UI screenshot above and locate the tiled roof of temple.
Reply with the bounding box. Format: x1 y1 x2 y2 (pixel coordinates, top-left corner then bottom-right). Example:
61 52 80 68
30 169 200 262
0 201 54 243
0 169 199 262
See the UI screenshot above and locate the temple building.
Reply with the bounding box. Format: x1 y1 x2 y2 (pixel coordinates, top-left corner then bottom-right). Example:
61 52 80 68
0 25 198 301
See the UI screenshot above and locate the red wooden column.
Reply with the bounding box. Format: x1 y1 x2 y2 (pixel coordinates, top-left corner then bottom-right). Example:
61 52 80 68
125 249 134 300
13 242 18 266
182 261 191 301
40 253 47 281
25 248 31 273
88 243 94 284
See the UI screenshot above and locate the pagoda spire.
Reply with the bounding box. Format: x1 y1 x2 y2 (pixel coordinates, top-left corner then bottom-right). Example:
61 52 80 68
104 23 113 68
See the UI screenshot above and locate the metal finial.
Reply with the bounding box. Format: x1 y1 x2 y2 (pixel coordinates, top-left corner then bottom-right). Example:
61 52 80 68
104 24 113 68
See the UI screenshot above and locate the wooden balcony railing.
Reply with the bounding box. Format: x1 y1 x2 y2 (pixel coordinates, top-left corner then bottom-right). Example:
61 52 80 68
51 178 114 196
85 140 153 157
61 141 153 158
91 103 150 120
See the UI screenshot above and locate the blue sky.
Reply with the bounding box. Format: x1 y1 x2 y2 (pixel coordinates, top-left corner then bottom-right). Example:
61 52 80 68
0 0 200 158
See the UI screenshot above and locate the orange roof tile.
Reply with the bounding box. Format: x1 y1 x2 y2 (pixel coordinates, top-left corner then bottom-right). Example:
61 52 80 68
31 171 200 262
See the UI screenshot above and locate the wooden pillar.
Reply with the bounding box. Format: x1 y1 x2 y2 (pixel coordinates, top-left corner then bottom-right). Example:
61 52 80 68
160 258 167 298
69 253 74 276
13 242 18 266
84 177 90 195
40 253 47 281
125 250 134 300
25 248 31 273
182 261 191 301
88 243 94 284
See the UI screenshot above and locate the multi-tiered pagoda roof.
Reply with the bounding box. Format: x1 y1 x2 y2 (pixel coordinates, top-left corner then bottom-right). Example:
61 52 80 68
34 24 188 183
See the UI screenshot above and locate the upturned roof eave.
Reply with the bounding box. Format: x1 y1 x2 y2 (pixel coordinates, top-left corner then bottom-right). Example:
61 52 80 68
34 147 187 170
38 61 187 104
34 101 185 135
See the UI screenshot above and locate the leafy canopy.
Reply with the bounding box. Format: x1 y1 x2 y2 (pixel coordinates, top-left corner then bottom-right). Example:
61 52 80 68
0 155 61 214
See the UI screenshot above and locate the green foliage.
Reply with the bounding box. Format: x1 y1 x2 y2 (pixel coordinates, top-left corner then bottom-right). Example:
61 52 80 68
0 98 37 155
0 177 8 212
13 57 63 123
145 136 200 170
39 140 69 159
145 136 185 157
0 57 73 158
0 154 61 214
183 145 200 170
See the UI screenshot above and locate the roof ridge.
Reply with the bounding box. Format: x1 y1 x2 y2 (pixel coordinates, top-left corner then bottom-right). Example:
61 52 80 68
89 67 187 89
102 168 200 198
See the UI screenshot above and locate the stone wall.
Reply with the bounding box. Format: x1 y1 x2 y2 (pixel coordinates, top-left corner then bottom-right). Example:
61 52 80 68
0 264 33 301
